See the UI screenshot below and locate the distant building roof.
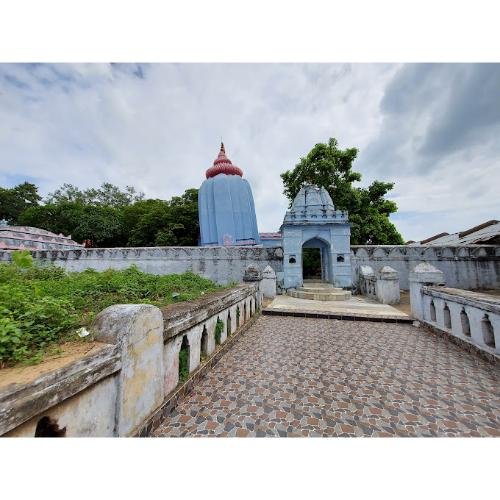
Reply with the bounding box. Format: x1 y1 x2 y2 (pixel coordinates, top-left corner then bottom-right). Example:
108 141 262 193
410 220 500 246
259 232 282 240
420 232 450 245
0 226 84 251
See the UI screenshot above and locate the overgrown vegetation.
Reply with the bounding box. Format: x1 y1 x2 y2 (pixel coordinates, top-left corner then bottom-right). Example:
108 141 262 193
0 252 219 367
178 341 190 383
214 318 224 345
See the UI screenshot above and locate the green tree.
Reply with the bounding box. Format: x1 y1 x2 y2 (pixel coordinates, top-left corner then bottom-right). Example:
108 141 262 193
46 182 143 207
166 188 199 246
16 181 199 248
123 188 199 247
280 138 404 244
0 182 41 223
124 199 171 246
73 205 125 247
18 202 126 247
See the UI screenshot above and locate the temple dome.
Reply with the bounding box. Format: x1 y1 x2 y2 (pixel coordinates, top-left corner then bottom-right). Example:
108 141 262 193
291 184 335 211
205 143 243 179
281 183 348 227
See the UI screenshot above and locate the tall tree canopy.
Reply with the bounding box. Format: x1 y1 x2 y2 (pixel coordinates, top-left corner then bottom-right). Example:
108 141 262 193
280 138 404 245
18 202 126 247
16 183 200 248
122 188 199 247
46 182 144 207
0 182 41 223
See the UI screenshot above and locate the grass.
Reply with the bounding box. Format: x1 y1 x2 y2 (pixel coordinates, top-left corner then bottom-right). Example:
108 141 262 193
0 252 221 367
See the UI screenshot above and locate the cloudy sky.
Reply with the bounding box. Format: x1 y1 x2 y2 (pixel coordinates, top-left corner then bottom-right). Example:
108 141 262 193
0 63 499 241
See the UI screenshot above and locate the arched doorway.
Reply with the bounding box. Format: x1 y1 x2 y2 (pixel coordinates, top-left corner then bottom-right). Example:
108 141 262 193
302 237 331 283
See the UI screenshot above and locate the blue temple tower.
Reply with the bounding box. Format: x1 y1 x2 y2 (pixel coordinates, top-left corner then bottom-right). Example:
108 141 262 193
198 143 260 246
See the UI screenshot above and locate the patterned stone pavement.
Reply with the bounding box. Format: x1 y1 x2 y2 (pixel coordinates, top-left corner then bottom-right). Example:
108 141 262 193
153 316 500 437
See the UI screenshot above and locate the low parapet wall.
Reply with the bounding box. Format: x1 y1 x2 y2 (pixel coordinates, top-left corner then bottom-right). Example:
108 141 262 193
1 283 261 437
0 246 284 286
419 286 499 358
351 245 500 290
409 262 499 360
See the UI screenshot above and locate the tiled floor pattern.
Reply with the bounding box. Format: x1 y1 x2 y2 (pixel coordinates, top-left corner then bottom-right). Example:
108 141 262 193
153 316 500 437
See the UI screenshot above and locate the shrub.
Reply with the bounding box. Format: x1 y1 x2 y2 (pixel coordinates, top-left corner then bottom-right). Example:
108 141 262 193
0 262 220 367
11 249 33 269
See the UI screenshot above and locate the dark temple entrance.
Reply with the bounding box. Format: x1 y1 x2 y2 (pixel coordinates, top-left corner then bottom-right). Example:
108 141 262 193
302 247 322 280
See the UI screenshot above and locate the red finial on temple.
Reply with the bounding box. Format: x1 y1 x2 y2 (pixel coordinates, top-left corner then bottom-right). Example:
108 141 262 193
206 143 243 179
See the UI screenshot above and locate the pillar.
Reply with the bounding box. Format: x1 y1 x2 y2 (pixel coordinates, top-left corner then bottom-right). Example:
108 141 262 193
409 263 445 321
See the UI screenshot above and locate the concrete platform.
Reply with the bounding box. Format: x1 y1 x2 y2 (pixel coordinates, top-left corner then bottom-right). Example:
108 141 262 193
263 294 412 322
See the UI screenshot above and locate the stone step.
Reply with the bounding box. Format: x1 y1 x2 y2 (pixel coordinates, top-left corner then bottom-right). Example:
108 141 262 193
298 285 343 293
302 282 337 288
288 289 351 301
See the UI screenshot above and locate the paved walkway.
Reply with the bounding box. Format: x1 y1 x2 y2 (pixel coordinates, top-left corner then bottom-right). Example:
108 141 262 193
153 315 500 437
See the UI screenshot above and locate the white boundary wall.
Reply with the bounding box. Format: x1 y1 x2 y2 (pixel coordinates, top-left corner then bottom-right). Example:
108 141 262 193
0 246 283 286
352 245 500 290
1 244 498 291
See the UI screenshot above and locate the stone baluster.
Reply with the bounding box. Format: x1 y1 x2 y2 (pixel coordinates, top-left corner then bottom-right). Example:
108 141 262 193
409 263 445 321
261 265 277 299
376 266 400 304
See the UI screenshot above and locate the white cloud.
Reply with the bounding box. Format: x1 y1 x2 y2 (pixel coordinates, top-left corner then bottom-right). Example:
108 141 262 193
0 63 499 241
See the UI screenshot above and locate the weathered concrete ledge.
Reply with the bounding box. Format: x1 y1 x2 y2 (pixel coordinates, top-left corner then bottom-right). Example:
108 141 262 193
0 343 121 436
161 283 258 340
